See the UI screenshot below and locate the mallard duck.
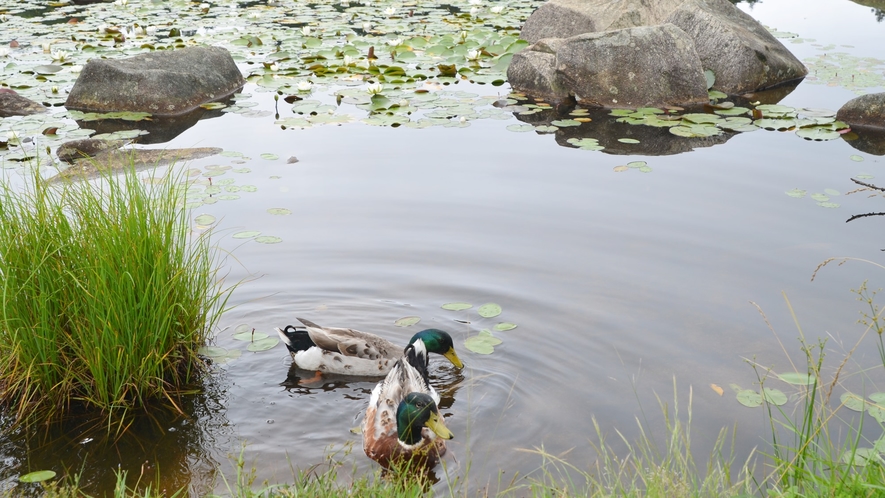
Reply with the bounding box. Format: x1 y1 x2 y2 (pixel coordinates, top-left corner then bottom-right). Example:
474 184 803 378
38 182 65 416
275 317 463 376
362 340 453 468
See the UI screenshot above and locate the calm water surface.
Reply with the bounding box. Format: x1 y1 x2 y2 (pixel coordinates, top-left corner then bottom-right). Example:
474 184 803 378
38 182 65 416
2 0 885 495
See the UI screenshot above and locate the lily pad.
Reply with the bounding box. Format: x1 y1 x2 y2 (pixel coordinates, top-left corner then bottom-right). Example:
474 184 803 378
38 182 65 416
762 388 788 406
394 316 421 327
442 302 473 311
777 372 816 385
247 337 280 352
255 235 283 244
19 470 56 483
842 392 866 412
267 208 292 215
232 231 261 239
478 303 502 318
785 189 807 198
194 214 216 225
494 322 517 331
233 330 269 341
506 124 534 132
617 138 640 144
464 329 503 355
736 389 763 408
796 128 840 141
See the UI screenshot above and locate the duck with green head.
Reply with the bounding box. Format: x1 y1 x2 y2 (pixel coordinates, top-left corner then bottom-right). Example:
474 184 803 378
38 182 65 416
275 317 463 376
362 340 454 468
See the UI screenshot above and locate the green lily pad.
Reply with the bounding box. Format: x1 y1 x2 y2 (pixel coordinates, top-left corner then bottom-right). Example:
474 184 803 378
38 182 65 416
33 65 64 75
194 214 216 225
478 303 502 318
394 316 421 327
255 236 283 244
842 392 866 412
736 389 763 408
550 119 581 127
267 208 292 215
247 337 280 352
762 388 787 406
232 231 261 239
506 124 535 132
810 193 829 202
850 155 864 162
627 161 647 169
785 189 807 198
233 330 269 341
817 202 840 208
617 138 640 144
494 322 517 331
464 329 503 355
777 372 815 385
841 448 883 467
442 302 472 311
796 127 840 141
19 470 56 483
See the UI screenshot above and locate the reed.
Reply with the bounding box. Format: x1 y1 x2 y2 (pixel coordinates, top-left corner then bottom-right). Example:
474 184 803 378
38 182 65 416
0 164 231 432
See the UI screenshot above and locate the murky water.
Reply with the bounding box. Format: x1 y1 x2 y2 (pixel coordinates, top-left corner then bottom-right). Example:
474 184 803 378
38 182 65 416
1 0 885 495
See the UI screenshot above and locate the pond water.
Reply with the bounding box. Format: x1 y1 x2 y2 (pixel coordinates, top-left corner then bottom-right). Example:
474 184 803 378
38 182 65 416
1 0 885 495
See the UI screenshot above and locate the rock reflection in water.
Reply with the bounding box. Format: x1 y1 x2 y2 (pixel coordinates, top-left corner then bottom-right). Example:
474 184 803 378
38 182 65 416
505 81 800 156
0 377 231 497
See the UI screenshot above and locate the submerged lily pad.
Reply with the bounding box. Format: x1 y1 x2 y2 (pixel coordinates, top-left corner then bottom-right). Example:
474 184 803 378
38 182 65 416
247 337 280 352
442 302 473 311
464 329 503 355
394 316 421 327
478 303 502 318
255 235 283 244
19 470 56 483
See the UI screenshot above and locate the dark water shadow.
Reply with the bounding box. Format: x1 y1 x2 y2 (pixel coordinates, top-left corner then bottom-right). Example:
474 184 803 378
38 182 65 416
0 375 232 497
505 83 801 156
841 125 885 156
72 90 241 145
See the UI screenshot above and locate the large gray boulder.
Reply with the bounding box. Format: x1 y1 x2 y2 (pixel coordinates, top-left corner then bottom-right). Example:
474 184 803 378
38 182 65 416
0 89 47 117
509 24 709 107
65 46 244 117
509 0 807 107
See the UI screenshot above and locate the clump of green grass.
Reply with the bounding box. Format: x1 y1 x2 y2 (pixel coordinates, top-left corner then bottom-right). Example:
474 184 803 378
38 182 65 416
0 164 231 431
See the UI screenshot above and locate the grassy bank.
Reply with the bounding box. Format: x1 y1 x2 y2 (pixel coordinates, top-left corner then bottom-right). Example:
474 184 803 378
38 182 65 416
0 164 231 432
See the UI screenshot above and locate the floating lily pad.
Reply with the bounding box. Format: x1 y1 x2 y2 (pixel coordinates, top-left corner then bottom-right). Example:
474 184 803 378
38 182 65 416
796 127 840 141
785 189 807 198
506 124 534 132
478 303 502 318
464 329 503 355
233 330 269 341
736 389 763 408
267 208 292 215
255 235 283 244
550 119 581 127
842 392 866 412
627 161 647 169
247 337 280 352
810 193 829 202
194 214 216 225
817 202 840 208
260 153 279 160
394 316 421 327
841 448 883 467
494 322 517 331
232 231 261 239
762 388 787 406
777 372 816 385
850 155 864 162
19 470 56 483
442 302 472 311
617 138 640 144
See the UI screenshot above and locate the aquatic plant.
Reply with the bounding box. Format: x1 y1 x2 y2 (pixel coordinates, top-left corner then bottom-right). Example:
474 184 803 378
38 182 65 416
0 162 232 432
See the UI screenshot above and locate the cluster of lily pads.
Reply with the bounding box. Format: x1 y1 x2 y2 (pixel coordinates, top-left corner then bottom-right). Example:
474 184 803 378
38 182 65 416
198 323 279 365
0 0 542 165
609 101 849 141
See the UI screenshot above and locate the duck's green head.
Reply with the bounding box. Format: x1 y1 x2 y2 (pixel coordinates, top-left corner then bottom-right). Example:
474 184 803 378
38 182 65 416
396 392 453 445
408 329 464 369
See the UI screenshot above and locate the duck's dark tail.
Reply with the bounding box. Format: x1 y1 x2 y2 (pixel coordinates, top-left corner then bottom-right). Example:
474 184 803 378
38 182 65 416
276 325 315 354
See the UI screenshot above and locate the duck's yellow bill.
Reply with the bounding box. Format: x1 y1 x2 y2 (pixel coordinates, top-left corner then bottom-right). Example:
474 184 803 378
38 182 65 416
444 348 464 369
426 411 453 440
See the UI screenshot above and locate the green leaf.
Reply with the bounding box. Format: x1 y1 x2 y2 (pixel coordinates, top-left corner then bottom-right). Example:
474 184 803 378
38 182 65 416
19 470 56 483
841 392 866 412
736 389 763 408
464 329 503 354
247 337 279 352
233 331 269 341
617 138 640 144
478 303 502 318
785 189 807 198
704 70 715 89
442 302 472 311
777 372 815 385
232 231 261 239
267 208 292 215
394 316 421 327
194 214 216 225
255 235 283 244
762 388 787 406
850 154 865 162
494 322 517 331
